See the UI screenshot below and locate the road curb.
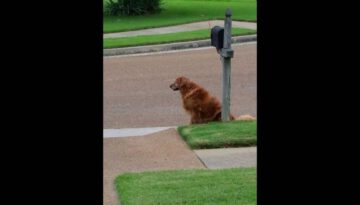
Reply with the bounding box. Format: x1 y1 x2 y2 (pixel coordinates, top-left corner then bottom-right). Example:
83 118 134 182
103 34 257 56
103 127 177 138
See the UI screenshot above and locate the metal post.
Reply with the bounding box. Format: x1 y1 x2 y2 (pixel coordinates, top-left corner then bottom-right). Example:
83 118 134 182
221 8 233 121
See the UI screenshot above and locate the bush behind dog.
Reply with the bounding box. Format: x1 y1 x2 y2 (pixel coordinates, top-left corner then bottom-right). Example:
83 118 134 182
105 0 163 16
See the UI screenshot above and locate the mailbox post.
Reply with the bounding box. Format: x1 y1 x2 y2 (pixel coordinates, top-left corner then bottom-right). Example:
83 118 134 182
210 9 234 121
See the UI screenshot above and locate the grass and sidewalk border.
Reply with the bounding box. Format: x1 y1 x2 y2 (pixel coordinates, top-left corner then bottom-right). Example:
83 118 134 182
104 28 256 49
104 34 256 56
106 119 257 205
178 120 257 149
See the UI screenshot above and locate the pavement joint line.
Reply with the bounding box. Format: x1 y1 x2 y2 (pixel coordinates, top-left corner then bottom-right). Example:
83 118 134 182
103 126 178 138
194 147 257 169
193 152 210 169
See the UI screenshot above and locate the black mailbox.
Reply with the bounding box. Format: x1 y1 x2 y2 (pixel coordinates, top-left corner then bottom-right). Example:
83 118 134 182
211 26 224 50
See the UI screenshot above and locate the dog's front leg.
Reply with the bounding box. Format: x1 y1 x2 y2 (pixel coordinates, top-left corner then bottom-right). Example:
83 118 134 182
190 116 201 124
190 117 197 124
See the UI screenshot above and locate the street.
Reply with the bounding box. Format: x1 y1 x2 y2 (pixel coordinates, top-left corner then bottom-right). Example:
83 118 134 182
104 43 256 128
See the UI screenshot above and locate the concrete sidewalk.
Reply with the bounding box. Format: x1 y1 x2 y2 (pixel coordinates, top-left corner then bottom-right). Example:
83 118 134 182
103 126 176 138
195 147 257 169
104 127 257 205
103 20 257 56
104 35 256 56
104 128 205 205
104 20 256 38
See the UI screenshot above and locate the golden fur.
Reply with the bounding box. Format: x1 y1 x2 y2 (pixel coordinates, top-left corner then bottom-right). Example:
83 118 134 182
170 76 235 124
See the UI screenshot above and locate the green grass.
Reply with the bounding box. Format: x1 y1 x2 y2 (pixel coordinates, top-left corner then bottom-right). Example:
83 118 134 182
178 120 256 149
104 27 256 48
104 0 257 33
115 167 256 205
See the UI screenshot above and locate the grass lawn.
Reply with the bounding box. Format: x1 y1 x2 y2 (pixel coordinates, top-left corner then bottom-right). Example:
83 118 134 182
178 120 256 149
104 27 256 48
104 0 257 33
115 167 256 205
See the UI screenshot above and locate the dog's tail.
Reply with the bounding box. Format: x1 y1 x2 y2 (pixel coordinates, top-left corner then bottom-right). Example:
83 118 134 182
236 114 256 121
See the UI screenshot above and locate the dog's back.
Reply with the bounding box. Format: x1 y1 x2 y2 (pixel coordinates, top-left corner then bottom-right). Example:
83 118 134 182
170 76 235 124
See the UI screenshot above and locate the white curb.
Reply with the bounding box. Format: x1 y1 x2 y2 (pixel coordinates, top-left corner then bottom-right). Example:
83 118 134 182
103 126 177 138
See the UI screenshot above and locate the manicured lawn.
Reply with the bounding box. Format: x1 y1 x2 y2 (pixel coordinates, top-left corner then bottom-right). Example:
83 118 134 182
104 27 256 48
104 0 257 33
115 167 256 205
178 120 256 149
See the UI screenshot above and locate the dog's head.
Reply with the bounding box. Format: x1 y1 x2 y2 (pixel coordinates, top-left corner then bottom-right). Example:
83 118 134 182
170 76 189 91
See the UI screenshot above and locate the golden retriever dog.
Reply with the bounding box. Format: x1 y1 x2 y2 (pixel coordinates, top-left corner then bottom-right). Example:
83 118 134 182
170 76 235 124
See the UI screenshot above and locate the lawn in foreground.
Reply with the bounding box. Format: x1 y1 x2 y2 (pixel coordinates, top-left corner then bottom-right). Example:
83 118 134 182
115 167 256 205
178 120 256 149
104 28 256 48
104 0 257 33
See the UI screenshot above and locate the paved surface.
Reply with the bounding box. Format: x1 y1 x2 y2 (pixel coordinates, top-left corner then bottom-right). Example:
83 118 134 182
194 147 257 169
103 127 257 205
104 20 257 38
104 35 256 56
103 128 205 205
103 126 176 138
104 42 257 128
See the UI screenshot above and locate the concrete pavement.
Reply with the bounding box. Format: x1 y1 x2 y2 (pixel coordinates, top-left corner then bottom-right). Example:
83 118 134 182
104 128 206 205
104 127 257 205
104 20 256 38
103 20 257 55
103 126 176 138
194 147 257 169
104 35 256 56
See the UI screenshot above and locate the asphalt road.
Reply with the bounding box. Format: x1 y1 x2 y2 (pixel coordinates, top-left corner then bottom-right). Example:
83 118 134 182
104 43 256 128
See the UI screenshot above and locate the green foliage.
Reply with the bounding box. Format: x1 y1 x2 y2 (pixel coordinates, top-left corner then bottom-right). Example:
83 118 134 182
105 0 163 16
178 120 257 149
104 28 256 48
104 0 257 33
115 168 256 205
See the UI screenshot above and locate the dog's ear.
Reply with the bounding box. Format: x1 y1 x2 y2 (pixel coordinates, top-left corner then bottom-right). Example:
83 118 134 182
176 77 183 86
177 76 188 87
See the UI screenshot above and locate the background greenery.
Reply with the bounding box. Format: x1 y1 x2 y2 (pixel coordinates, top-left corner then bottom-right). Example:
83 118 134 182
104 0 257 33
104 27 256 48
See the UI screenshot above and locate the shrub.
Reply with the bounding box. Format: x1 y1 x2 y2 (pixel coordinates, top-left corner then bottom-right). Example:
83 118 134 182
105 0 163 16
